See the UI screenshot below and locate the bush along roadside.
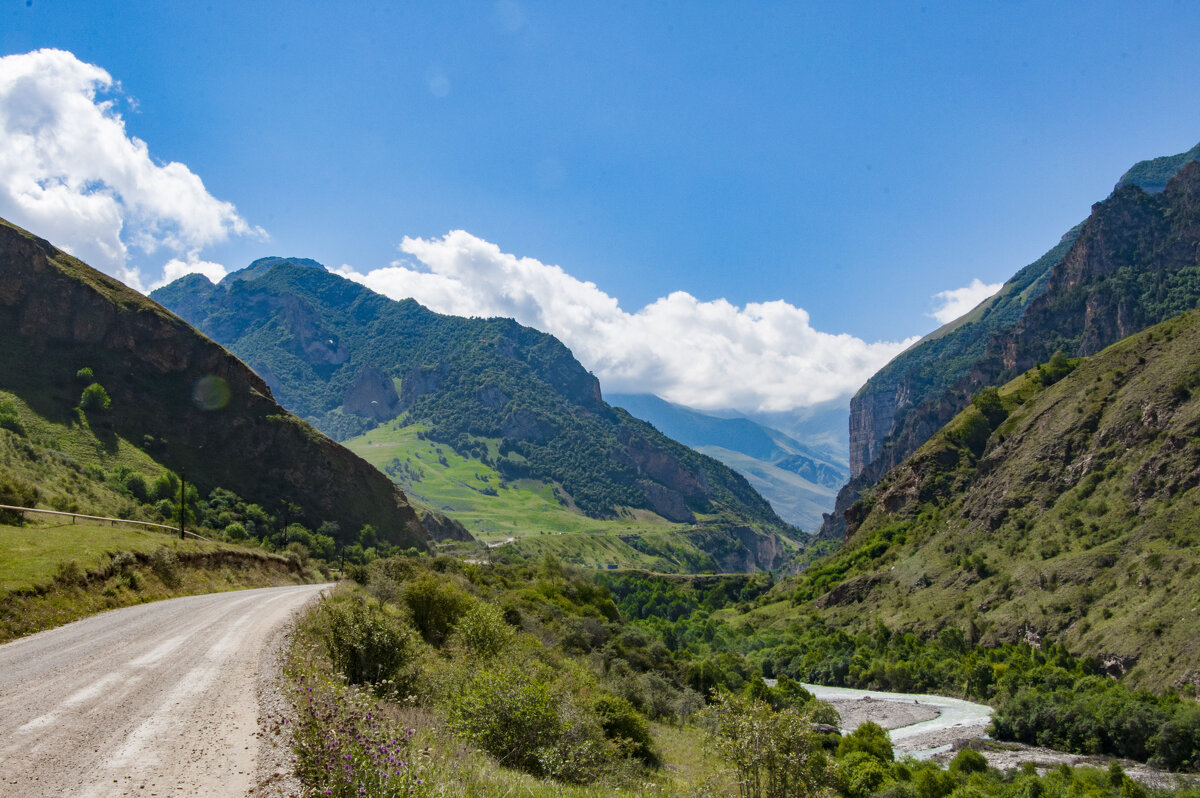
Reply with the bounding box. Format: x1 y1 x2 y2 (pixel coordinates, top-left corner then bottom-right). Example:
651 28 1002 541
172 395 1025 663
277 556 1200 797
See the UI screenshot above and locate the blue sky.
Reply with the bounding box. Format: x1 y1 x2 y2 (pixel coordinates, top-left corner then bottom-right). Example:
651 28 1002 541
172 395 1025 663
4 1 1200 415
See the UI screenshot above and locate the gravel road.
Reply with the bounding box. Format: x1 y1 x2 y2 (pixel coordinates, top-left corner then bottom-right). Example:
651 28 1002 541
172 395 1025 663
0 583 329 797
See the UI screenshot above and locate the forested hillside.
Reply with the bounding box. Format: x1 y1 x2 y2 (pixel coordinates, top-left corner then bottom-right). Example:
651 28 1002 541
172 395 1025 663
153 261 790 538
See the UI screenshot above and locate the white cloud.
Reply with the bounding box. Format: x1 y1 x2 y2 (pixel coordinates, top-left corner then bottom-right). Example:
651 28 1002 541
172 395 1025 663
155 254 228 289
928 278 1003 325
0 49 263 292
335 231 917 414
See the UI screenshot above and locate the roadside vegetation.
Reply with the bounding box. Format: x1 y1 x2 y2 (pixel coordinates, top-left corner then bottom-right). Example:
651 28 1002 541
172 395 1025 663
281 555 1200 796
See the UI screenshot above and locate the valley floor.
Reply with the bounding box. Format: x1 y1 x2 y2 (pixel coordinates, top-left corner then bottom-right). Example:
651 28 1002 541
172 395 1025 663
804 683 1198 791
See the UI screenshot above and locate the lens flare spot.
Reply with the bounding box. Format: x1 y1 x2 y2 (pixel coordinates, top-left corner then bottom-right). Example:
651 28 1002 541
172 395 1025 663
192 375 231 410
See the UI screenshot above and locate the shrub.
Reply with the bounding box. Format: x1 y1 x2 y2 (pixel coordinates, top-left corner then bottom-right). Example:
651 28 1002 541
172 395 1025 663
447 663 564 774
839 750 890 798
75 367 94 382
401 572 473 646
949 748 989 776
109 551 137 573
593 694 657 764
285 541 310 568
319 593 417 689
151 472 179 501
149 547 180 587
0 474 39 523
79 382 112 412
449 600 513 659
703 692 835 798
223 521 248 540
1153 703 1200 770
837 721 894 763
122 472 150 502
53 559 85 587
0 400 23 434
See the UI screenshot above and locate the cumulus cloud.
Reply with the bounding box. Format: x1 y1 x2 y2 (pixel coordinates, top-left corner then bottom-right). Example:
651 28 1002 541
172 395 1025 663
335 231 917 413
0 48 262 291
155 255 228 289
928 278 1003 325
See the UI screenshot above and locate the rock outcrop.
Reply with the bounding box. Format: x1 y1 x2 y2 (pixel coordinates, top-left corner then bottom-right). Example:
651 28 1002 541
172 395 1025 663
827 144 1200 539
343 365 401 420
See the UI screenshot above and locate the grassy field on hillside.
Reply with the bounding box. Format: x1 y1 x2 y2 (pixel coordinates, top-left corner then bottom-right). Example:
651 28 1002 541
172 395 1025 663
346 422 753 571
345 422 679 538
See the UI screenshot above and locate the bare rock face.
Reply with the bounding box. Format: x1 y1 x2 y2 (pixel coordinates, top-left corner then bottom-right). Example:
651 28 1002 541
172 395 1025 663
500 409 557 442
640 481 694 523
617 428 711 519
398 363 449 408
343 365 401 420
418 509 474 542
849 388 900 478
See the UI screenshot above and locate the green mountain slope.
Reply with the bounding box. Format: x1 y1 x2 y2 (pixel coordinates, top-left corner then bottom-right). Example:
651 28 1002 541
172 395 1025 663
782 310 1200 690
0 218 429 550
610 392 847 530
828 143 1200 538
153 260 794 570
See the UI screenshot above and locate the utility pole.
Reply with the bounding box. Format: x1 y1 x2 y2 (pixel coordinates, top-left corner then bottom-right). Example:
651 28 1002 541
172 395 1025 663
179 472 186 540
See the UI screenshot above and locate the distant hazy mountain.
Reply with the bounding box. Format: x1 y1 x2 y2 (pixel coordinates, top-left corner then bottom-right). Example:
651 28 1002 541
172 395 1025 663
608 393 848 531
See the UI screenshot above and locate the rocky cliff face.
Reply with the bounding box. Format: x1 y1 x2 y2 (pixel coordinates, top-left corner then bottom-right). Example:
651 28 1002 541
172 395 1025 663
827 144 1200 539
343 365 401 420
819 309 1200 688
0 218 432 549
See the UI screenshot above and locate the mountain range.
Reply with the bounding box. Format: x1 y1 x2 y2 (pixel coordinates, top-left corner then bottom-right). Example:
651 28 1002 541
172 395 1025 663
152 259 797 570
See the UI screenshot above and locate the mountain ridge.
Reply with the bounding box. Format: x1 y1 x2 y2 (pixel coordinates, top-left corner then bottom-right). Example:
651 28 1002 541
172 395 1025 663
803 307 1200 691
828 142 1200 539
0 217 431 550
153 261 796 569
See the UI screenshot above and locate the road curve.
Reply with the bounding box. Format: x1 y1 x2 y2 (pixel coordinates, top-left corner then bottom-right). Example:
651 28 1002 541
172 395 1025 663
0 583 329 797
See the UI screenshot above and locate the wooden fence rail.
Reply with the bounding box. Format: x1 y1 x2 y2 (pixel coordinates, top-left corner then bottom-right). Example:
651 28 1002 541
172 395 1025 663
0 504 217 541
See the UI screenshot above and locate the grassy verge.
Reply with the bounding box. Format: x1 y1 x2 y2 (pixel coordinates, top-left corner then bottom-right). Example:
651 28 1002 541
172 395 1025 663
0 519 319 641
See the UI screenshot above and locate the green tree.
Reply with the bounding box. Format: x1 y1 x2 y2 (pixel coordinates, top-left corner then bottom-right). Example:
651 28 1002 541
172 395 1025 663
79 382 112 412
704 692 834 798
837 721 894 763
